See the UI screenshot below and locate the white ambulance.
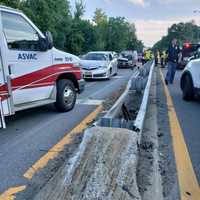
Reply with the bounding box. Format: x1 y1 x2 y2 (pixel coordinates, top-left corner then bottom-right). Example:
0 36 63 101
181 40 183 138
0 6 85 128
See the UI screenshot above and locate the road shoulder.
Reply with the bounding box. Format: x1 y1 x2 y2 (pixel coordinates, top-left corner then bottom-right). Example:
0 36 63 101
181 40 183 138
156 67 180 200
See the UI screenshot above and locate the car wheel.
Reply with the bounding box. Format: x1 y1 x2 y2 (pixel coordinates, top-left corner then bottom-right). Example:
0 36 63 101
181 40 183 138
107 68 112 80
55 79 76 112
182 75 194 101
114 68 118 76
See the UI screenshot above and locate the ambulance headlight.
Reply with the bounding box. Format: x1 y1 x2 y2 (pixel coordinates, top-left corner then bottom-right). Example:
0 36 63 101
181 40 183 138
73 63 81 68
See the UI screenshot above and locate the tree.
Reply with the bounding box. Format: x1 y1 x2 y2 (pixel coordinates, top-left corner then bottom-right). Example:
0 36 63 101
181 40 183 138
1 0 143 54
92 8 108 50
106 17 130 51
93 8 107 25
0 0 21 8
22 0 72 50
154 21 200 51
74 0 85 19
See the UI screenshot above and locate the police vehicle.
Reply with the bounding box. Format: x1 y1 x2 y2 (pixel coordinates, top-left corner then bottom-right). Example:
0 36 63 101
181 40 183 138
180 44 200 101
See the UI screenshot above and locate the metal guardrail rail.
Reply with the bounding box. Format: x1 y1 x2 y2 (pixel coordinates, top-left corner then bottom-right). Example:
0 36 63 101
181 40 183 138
134 61 155 142
104 68 140 119
98 61 155 132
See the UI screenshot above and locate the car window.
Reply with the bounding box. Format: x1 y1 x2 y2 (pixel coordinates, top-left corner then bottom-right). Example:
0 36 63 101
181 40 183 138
2 11 40 51
84 53 107 61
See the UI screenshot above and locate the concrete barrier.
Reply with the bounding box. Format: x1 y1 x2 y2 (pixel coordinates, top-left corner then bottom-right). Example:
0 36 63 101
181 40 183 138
33 61 156 200
33 127 141 200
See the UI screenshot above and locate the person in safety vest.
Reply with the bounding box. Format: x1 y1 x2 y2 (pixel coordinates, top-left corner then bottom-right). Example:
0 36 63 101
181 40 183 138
161 50 167 68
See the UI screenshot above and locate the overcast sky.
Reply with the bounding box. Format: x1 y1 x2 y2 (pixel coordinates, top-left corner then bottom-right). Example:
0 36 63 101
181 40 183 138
70 0 200 47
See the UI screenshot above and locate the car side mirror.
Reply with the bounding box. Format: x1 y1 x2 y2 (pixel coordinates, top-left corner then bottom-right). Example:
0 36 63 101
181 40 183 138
39 31 53 51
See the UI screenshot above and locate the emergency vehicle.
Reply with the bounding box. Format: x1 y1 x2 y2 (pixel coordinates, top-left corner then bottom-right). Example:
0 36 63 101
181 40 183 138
0 6 85 128
180 44 200 101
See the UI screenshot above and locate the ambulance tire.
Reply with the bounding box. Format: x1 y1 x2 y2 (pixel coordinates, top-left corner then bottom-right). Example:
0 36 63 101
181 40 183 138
55 79 76 112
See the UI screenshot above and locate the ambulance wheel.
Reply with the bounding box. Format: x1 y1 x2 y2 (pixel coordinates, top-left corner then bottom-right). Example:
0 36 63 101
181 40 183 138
55 79 76 112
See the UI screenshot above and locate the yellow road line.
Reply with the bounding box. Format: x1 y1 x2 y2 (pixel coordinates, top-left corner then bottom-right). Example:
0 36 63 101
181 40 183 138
23 105 103 179
0 105 102 200
160 69 200 200
0 185 26 200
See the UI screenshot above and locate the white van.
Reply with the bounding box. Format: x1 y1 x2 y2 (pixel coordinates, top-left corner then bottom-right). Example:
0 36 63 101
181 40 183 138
0 6 85 128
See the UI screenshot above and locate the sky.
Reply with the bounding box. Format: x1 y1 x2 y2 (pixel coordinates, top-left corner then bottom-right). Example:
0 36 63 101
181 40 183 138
70 0 200 47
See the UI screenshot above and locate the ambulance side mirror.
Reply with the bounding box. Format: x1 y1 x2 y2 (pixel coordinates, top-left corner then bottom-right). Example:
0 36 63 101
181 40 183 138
39 31 53 51
45 31 53 50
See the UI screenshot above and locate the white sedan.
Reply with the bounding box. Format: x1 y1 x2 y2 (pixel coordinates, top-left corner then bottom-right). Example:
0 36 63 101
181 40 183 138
80 51 118 79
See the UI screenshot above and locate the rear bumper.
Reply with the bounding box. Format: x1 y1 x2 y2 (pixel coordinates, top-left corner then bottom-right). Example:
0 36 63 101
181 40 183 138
78 79 85 93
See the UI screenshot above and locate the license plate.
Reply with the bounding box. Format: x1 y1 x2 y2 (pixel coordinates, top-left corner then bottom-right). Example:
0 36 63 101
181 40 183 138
85 71 92 76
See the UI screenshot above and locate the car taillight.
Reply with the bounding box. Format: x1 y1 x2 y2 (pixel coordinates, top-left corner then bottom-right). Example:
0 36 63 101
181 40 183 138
184 43 192 49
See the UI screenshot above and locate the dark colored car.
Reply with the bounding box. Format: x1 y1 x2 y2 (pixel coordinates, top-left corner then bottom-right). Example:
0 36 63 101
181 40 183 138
177 43 200 69
117 54 133 68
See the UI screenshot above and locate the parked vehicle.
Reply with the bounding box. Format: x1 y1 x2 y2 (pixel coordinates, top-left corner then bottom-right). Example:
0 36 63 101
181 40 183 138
118 51 135 68
177 43 198 70
80 51 118 79
0 6 85 128
180 46 200 101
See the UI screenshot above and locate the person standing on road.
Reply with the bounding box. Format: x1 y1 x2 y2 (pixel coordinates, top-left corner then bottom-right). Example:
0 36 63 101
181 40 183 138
133 50 138 68
165 38 181 85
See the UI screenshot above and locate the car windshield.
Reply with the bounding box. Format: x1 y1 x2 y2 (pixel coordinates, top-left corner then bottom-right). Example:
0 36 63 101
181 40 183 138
84 53 107 61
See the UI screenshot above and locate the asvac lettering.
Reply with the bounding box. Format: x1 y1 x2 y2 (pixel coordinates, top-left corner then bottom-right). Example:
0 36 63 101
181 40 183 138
18 53 37 60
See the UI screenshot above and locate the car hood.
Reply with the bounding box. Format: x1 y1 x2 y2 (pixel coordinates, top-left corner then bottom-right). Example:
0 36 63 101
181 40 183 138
80 60 108 69
118 58 128 61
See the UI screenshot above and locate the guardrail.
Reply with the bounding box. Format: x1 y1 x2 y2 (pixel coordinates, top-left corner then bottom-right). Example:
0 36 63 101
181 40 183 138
134 61 155 142
104 68 139 119
98 61 155 133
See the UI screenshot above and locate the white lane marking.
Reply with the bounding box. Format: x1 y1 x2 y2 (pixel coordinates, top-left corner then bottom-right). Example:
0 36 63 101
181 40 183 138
76 99 103 105
90 78 120 97
85 82 97 88
112 76 124 79
89 71 135 97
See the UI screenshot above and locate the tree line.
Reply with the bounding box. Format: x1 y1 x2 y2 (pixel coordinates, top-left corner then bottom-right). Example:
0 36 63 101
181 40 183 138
0 0 144 55
153 21 200 51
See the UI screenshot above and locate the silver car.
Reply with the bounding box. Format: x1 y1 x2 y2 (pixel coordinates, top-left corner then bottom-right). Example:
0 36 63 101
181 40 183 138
80 51 118 79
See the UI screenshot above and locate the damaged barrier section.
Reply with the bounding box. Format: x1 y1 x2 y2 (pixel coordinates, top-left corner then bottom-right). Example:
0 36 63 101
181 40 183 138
33 61 164 200
98 61 153 133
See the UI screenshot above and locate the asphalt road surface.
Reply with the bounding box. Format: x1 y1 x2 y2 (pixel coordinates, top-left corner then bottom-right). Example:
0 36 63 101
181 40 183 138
162 68 200 184
0 68 133 196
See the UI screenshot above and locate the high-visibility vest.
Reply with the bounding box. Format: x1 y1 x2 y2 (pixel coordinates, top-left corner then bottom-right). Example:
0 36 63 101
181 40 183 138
145 51 151 60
